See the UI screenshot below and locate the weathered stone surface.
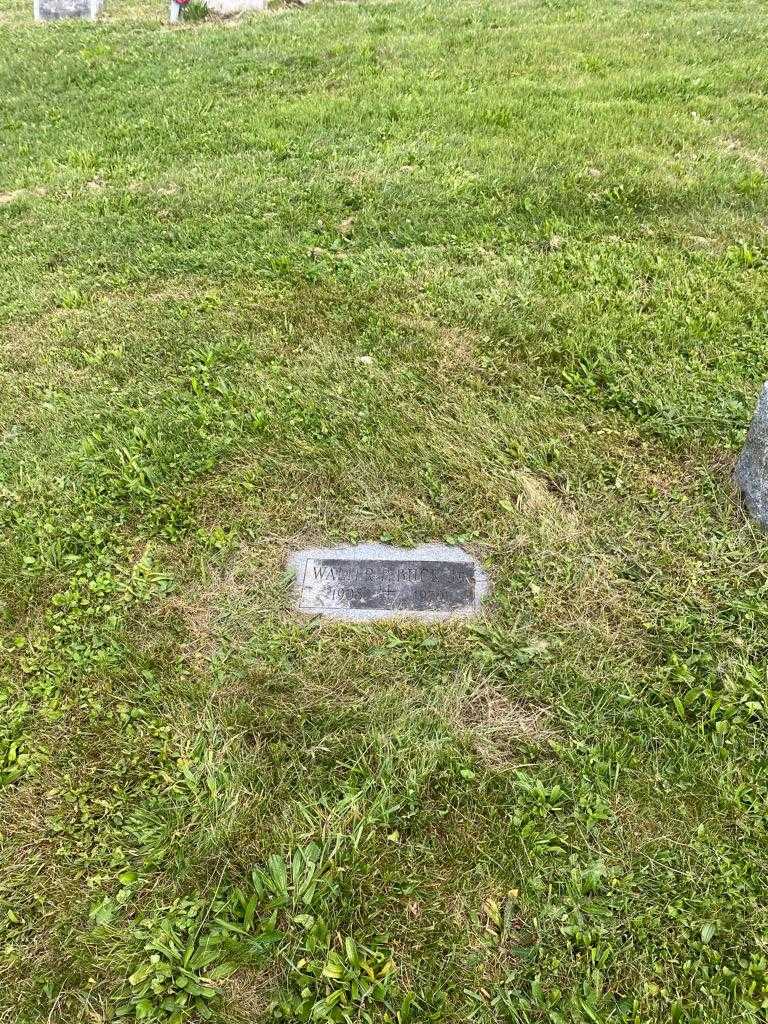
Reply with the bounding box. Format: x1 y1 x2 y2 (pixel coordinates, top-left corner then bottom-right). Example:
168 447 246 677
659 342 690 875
36 0 100 19
735 382 768 530
289 542 488 622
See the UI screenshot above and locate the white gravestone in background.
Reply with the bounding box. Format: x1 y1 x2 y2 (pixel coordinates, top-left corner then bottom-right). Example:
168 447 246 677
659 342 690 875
35 0 102 19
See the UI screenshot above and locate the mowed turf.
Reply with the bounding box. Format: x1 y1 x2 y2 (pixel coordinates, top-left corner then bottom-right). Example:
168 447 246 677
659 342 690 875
1 0 768 1020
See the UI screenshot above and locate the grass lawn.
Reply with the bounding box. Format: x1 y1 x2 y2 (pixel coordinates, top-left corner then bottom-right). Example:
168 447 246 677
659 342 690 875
1 0 768 1019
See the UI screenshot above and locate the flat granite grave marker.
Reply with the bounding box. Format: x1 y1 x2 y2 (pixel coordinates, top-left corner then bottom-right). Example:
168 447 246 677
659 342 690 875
289 543 488 622
35 0 101 19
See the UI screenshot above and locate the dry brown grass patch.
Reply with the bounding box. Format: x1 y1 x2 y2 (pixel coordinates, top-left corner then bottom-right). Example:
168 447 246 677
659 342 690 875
435 325 479 378
722 137 768 175
0 777 50 854
160 541 289 670
219 966 280 1021
456 678 553 768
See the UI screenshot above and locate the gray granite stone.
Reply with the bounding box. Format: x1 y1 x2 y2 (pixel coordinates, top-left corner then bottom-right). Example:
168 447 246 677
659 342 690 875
735 382 768 530
36 0 100 19
289 542 488 622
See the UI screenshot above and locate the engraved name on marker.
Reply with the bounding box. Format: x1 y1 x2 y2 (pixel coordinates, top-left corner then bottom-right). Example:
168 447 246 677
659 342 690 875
302 558 474 612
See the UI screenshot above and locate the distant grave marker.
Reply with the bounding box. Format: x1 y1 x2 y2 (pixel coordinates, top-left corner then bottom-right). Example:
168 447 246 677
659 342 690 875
735 381 768 530
207 0 266 10
35 0 101 19
289 543 488 622
169 0 265 17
